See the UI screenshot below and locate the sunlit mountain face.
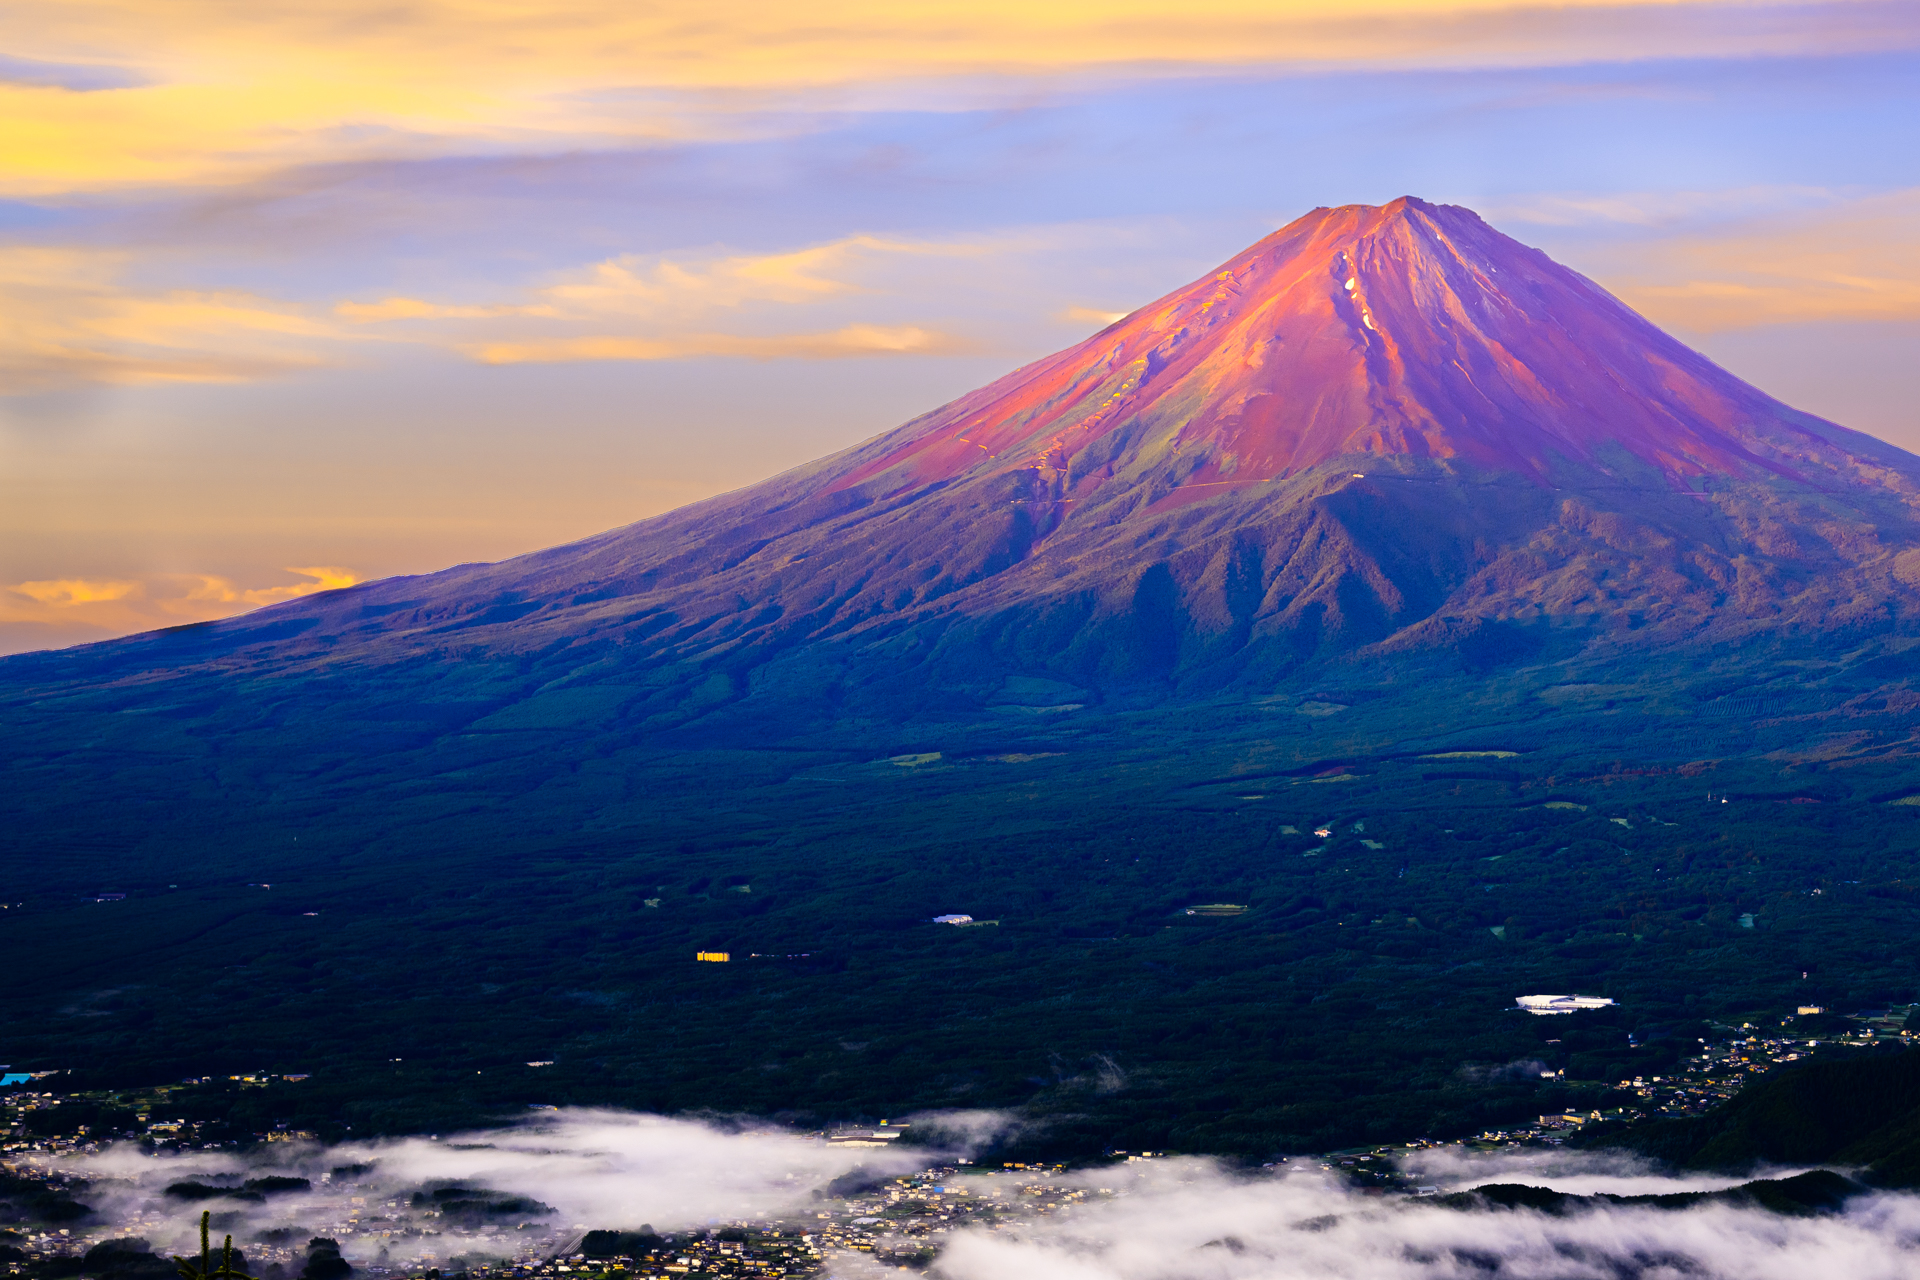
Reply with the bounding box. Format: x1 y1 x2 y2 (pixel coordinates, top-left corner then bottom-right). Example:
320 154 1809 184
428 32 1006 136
837 196 1862 494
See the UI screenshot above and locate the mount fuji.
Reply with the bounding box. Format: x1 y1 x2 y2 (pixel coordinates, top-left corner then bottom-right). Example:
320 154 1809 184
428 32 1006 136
11 197 1920 725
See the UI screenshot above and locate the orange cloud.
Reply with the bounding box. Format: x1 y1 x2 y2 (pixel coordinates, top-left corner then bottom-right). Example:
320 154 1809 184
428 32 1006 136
11 578 141 606
543 241 887 311
0 246 340 391
0 566 361 654
0 233 997 389
341 234 992 363
342 236 968 323
336 298 557 321
1060 306 1131 328
1565 189 1920 332
0 2 1900 196
473 324 973 364
187 566 363 607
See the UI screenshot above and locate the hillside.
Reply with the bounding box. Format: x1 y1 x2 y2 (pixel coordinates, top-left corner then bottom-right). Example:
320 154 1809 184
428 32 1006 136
1597 1047 1920 1186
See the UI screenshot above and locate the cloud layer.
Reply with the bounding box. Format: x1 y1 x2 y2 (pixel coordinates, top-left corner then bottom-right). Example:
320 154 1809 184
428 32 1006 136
54 1110 956 1266
42 1112 1920 1279
7 2 1911 196
932 1152 1920 1280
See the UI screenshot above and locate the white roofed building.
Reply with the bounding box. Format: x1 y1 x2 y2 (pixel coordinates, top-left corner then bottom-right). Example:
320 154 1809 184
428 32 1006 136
1516 994 1616 1015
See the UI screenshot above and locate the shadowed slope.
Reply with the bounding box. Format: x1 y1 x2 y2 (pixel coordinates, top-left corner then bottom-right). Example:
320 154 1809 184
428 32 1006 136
1598 1048 1920 1187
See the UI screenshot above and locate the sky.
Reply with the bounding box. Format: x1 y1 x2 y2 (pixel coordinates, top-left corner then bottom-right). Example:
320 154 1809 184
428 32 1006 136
2 0 1918 654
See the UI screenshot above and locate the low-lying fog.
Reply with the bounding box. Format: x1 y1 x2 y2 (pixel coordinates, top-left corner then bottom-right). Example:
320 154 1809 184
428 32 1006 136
41 1110 961 1267
37 1110 1920 1279
936 1152 1920 1280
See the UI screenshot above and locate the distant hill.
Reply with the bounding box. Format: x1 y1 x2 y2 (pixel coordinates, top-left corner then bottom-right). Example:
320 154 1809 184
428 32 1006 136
1450 1168 1863 1216
1591 1047 1920 1187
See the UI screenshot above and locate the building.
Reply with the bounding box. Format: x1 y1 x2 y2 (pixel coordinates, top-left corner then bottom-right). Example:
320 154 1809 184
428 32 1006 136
931 914 973 925
826 1122 908 1148
696 951 730 962
1515 994 1616 1015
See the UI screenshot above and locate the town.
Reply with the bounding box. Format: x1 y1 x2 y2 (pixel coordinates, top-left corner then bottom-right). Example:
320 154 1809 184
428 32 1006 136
1463 1006 1916 1148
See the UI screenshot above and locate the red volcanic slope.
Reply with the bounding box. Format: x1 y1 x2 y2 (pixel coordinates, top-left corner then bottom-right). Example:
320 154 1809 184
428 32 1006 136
835 197 1823 503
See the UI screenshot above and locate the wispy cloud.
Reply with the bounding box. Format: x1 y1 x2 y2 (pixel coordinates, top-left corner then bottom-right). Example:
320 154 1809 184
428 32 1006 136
0 53 146 91
335 298 555 322
1515 187 1920 332
0 567 359 654
472 325 974 365
540 237 935 312
9 578 141 607
0 246 340 392
0 228 1075 389
1060 306 1131 328
1487 186 1845 231
339 234 990 364
2 2 1911 196
339 236 978 324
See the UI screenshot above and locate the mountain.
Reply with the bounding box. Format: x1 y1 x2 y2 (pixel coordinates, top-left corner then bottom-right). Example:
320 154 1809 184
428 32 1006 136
10 197 1920 727
7 200 1920 1152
